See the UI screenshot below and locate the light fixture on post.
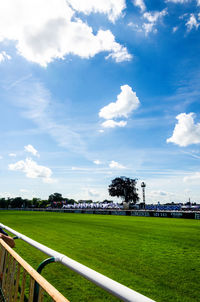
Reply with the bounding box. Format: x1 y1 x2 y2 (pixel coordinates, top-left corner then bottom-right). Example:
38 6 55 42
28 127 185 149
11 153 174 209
141 182 146 208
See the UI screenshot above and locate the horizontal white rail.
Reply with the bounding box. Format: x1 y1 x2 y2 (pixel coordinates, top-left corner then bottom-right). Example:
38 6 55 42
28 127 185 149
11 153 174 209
0 223 155 302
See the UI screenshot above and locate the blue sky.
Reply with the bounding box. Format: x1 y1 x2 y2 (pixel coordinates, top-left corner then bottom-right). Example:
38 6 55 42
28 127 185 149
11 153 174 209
0 0 200 203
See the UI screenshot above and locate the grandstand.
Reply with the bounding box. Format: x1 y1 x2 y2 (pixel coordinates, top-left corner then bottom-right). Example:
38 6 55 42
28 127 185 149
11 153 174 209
62 202 123 210
62 201 200 212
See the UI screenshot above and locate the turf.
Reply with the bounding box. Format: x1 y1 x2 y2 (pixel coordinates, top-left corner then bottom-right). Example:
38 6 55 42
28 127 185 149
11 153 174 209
0 211 200 302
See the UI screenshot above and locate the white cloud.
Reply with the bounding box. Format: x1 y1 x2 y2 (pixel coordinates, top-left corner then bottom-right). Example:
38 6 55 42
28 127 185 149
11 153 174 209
0 0 131 66
143 9 167 23
0 192 13 198
109 160 125 169
9 153 16 157
66 0 126 22
93 160 101 165
186 14 199 31
99 85 140 120
128 22 143 32
0 156 3 159
24 144 39 157
184 172 200 182
101 119 127 128
167 113 200 147
8 157 55 183
105 46 132 63
0 51 11 62
143 9 168 34
143 23 157 34
133 0 146 12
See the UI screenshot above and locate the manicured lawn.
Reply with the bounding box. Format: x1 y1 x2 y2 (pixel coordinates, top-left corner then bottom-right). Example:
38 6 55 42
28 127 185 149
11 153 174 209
0 211 200 301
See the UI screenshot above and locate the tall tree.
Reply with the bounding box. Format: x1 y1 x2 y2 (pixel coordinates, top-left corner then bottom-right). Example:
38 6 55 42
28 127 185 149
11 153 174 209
48 193 63 203
10 197 23 208
108 177 139 204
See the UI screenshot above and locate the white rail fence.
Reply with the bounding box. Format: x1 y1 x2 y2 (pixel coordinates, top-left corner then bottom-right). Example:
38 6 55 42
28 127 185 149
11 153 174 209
0 239 69 302
0 223 155 302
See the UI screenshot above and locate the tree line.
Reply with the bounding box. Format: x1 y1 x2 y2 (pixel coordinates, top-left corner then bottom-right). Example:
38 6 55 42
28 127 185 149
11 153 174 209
0 177 140 209
0 193 76 209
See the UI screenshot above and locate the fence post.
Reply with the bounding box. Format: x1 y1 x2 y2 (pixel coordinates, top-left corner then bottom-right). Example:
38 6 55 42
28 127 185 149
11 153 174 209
33 257 55 302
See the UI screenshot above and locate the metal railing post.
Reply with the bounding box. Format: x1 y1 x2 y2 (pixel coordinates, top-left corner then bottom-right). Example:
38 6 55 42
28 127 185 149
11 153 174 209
33 257 55 302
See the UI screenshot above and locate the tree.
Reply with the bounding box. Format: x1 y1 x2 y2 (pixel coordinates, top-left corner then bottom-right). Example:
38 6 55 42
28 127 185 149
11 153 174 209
108 177 139 204
48 193 63 203
10 197 23 208
0 198 8 208
31 198 41 208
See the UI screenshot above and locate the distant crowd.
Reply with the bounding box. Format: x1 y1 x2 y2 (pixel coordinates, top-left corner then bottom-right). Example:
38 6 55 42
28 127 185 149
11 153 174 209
62 202 123 210
145 204 181 211
61 202 200 211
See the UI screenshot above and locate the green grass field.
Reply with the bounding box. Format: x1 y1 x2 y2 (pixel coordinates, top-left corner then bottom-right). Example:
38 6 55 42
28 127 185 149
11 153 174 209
0 211 200 302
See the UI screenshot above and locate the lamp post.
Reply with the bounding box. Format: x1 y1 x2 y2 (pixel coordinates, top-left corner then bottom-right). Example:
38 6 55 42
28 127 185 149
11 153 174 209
141 182 146 209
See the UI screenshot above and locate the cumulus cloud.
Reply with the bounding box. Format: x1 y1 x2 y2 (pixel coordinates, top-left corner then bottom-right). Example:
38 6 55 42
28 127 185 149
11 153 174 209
93 160 101 165
109 160 125 169
0 0 131 66
99 85 140 120
132 0 146 12
167 113 200 147
186 14 199 31
143 10 168 23
24 144 39 157
101 119 127 128
105 46 132 63
143 9 168 34
0 51 11 62
66 0 126 22
143 23 156 34
184 172 200 182
8 158 55 183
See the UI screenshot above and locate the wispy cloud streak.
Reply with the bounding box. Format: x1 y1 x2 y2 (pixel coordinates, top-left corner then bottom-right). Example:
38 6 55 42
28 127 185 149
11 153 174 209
8 78 87 155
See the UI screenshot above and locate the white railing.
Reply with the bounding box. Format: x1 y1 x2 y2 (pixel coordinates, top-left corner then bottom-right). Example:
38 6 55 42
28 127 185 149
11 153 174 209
0 239 69 302
0 223 155 302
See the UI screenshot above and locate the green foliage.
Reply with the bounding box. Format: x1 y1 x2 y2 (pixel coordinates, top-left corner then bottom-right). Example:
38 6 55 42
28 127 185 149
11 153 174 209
108 176 139 204
0 193 69 209
0 211 200 302
9 197 24 208
0 198 8 208
31 198 41 207
48 193 64 203
65 198 76 204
